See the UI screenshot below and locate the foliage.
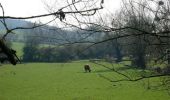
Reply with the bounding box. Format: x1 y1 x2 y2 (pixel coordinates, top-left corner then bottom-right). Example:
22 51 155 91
22 43 116 62
22 37 40 62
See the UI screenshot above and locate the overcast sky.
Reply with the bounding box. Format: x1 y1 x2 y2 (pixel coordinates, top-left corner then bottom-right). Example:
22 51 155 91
0 0 121 16
0 0 122 26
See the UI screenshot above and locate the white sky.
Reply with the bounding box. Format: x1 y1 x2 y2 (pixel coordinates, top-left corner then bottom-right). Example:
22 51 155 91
0 0 121 16
0 0 47 16
0 0 122 26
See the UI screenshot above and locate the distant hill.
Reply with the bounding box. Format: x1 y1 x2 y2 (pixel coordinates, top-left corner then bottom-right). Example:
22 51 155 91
0 19 29 30
0 19 104 45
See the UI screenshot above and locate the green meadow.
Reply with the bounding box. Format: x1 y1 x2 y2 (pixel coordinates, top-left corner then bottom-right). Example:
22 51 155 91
0 61 169 100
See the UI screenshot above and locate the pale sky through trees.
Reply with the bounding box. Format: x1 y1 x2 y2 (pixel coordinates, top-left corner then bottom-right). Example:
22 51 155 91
0 0 121 17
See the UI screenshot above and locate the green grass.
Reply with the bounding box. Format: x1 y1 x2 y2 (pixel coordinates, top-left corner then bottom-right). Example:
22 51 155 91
0 61 169 100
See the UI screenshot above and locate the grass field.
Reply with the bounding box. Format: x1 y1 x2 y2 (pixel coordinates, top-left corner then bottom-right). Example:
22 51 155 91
0 61 169 100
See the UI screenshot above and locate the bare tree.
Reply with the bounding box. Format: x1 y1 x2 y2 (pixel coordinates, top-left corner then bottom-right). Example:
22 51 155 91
84 0 170 93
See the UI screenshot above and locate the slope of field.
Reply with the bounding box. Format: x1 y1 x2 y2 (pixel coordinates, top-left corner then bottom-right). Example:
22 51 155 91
0 62 169 100
11 42 55 57
12 42 25 57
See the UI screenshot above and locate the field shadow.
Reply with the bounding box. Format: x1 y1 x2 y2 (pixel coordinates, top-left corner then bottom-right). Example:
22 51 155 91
116 66 131 71
77 70 113 73
116 65 136 71
92 69 114 73
77 65 135 73
93 65 135 73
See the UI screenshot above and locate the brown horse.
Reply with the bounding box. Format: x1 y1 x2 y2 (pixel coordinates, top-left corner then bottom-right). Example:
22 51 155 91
84 64 91 72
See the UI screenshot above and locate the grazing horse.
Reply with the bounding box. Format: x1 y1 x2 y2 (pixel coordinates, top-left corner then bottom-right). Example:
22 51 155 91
84 64 91 72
